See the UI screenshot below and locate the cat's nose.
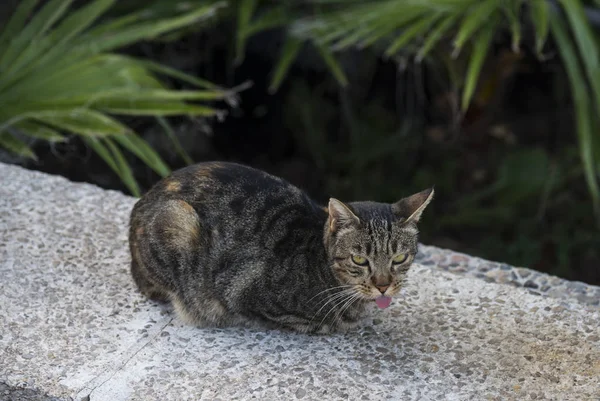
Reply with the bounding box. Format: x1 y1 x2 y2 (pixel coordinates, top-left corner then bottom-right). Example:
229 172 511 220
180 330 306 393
376 284 390 294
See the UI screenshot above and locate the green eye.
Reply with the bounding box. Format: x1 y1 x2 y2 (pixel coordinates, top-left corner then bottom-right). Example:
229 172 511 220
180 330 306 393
351 255 369 266
392 253 408 264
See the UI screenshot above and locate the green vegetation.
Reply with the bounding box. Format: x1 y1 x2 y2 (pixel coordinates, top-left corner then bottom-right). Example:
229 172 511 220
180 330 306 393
0 0 234 196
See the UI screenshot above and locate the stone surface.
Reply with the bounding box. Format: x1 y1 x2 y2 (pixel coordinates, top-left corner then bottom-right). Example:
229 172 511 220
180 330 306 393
416 247 600 307
1 163 599 401
0 382 63 401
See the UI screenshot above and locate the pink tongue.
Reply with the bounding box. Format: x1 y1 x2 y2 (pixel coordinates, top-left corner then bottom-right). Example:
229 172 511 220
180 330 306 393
375 296 392 309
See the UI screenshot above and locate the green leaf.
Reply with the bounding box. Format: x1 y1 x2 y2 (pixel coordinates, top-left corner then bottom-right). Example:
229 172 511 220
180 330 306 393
453 0 499 57
115 89 229 102
310 4 390 47
0 131 37 160
112 133 171 177
16 88 229 109
550 11 600 217
156 116 193 166
358 17 417 49
529 0 550 56
83 136 117 171
34 110 130 136
84 137 140 196
81 2 227 54
105 138 140 196
137 59 221 90
296 2 426 49
245 6 289 37
13 120 66 142
314 42 348 87
385 13 441 57
28 0 75 39
558 0 600 131
461 15 498 111
269 37 304 93
0 0 74 71
330 23 377 51
0 54 161 99
236 0 258 65
50 0 116 44
4 0 117 87
504 0 522 52
83 10 146 38
416 13 459 62
0 0 39 48
0 0 229 194
97 101 220 117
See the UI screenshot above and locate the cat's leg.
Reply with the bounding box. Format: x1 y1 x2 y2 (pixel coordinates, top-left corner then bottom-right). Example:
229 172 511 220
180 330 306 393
132 198 241 328
172 271 252 328
170 294 231 327
129 227 170 302
130 260 170 302
129 199 200 306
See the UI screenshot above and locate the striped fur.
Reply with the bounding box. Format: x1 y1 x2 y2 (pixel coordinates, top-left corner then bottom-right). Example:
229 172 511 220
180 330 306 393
129 161 433 333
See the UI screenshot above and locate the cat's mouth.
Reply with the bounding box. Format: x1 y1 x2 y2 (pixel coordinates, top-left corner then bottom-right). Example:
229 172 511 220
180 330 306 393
375 295 392 309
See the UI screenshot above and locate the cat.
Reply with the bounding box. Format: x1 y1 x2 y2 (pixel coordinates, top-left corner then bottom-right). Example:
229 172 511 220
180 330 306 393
129 161 434 334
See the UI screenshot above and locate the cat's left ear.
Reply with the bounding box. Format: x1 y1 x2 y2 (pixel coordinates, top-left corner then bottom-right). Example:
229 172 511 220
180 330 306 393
328 198 360 233
391 187 435 224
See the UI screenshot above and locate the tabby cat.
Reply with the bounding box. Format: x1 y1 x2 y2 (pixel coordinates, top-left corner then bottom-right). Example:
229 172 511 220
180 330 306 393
129 162 434 333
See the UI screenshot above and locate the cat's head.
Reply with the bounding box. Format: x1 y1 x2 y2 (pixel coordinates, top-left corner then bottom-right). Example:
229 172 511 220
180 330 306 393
324 188 434 309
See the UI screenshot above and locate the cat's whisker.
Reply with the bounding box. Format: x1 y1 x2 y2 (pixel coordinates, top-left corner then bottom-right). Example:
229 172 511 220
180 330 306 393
309 288 355 323
305 285 354 306
315 289 358 331
332 292 361 329
331 292 357 319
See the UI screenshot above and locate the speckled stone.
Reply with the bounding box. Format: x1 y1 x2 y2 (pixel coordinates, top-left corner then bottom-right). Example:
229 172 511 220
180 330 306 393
0 381 64 401
416 246 600 308
1 162 599 401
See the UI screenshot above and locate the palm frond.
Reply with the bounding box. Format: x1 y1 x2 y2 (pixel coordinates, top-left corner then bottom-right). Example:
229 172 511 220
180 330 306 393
269 37 304 93
0 0 39 48
0 0 233 195
451 0 500 56
461 13 499 110
233 0 348 92
156 116 194 166
315 42 348 86
0 131 37 160
530 0 550 56
13 121 66 143
549 6 600 218
416 13 460 62
503 0 523 52
236 0 258 65
282 0 600 215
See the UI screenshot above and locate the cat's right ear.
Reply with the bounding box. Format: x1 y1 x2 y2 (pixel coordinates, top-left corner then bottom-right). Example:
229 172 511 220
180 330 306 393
391 187 435 224
328 198 360 233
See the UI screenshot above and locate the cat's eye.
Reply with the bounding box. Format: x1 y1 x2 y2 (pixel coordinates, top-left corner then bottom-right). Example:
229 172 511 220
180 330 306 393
392 253 408 264
351 255 369 266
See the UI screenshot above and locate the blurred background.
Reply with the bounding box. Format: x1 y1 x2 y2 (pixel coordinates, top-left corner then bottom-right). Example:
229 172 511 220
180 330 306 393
1 0 599 285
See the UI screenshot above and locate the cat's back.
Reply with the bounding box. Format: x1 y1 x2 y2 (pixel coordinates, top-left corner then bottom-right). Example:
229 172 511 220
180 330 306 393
132 161 323 234
155 161 309 207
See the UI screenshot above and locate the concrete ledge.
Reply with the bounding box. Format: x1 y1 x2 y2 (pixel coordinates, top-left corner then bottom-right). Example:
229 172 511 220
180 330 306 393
1 163 599 401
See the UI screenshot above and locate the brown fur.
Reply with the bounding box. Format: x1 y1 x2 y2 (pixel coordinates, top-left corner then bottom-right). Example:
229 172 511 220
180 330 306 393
164 180 181 192
128 162 434 333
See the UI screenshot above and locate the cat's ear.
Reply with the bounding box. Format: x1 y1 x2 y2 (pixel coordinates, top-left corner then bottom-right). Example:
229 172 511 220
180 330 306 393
391 187 434 224
328 198 360 233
